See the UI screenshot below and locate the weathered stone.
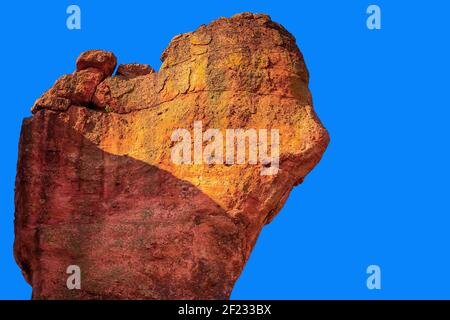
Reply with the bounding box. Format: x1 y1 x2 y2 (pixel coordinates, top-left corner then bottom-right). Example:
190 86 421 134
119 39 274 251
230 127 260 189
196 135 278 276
116 63 155 79
15 13 329 300
76 50 117 77
31 95 71 113
31 68 104 113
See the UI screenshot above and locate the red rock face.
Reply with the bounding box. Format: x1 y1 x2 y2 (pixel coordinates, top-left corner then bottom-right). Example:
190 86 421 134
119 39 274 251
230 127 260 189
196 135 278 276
76 50 117 77
14 13 329 299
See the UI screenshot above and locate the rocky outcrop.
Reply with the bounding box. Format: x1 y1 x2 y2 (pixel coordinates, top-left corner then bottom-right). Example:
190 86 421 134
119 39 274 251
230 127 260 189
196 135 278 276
116 64 155 79
14 13 329 299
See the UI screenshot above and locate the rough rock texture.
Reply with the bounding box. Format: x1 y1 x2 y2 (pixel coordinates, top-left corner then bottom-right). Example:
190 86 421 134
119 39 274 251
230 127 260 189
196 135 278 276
14 13 329 300
76 50 117 77
116 64 155 79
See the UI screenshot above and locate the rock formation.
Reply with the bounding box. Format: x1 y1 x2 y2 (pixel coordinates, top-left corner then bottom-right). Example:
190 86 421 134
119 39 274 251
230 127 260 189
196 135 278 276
14 13 329 299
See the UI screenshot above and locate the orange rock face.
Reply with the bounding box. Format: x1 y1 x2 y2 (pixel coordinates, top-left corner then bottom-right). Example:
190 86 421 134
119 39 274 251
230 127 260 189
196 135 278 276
14 13 329 299
116 63 155 79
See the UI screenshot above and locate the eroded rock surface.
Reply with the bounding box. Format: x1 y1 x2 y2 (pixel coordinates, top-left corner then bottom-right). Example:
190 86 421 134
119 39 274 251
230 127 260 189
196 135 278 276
116 63 155 79
14 13 329 299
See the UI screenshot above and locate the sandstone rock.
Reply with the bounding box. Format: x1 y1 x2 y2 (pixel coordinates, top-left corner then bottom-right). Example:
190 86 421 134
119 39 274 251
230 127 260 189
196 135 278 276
15 13 329 300
32 95 71 113
116 63 155 79
76 50 117 77
32 67 106 113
